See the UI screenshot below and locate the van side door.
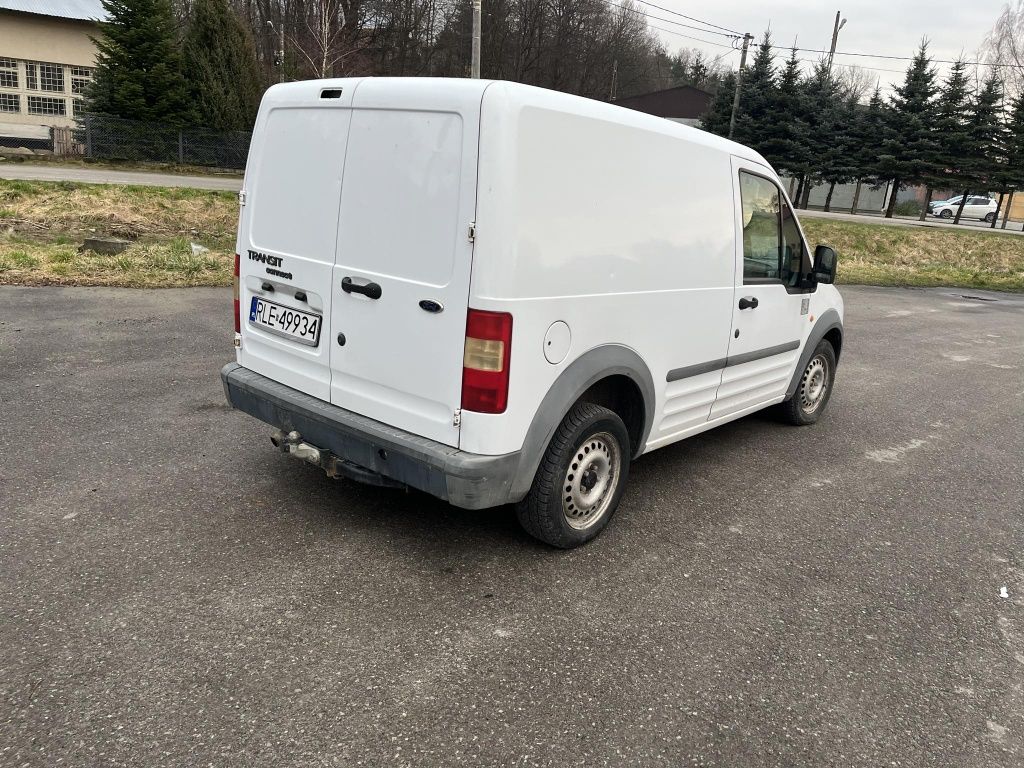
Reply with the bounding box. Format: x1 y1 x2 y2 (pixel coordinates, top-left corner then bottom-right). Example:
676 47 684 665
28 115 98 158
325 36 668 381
711 160 810 420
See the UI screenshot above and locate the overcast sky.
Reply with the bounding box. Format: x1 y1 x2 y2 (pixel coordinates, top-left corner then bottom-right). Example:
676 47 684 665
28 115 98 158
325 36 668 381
645 0 1006 93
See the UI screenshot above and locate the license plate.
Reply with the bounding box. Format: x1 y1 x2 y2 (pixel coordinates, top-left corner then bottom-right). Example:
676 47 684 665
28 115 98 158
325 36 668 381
249 296 321 347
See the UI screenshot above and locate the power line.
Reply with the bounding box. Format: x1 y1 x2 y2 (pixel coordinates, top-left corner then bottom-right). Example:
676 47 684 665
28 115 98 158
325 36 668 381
606 1 740 39
645 23 741 49
769 43 1022 69
629 0 743 37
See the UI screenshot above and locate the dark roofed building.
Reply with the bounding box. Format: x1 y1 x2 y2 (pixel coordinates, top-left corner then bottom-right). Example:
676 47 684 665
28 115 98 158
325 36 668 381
614 85 714 128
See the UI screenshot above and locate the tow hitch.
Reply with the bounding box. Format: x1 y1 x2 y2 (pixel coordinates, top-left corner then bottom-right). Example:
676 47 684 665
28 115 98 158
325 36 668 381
269 429 408 490
270 429 323 466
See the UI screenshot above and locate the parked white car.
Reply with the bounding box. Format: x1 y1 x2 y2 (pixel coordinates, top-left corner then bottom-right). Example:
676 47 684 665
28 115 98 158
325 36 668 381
222 78 844 548
930 195 998 222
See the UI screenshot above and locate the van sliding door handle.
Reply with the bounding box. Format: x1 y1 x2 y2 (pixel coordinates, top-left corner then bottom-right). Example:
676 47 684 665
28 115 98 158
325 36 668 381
738 296 759 310
342 277 382 300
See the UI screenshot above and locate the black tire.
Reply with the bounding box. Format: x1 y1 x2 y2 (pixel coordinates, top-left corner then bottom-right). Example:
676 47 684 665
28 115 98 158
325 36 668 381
779 339 837 426
984 212 996 223
939 209 953 219
516 402 631 548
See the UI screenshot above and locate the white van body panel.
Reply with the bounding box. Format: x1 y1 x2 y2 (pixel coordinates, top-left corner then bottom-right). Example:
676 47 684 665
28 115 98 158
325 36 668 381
326 79 483 447
462 82 784 457
237 80 367 401
228 77 844 510
238 78 485 448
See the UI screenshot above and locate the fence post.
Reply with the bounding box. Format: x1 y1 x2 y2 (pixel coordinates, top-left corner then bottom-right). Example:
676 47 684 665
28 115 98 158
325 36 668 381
84 114 93 158
178 130 184 164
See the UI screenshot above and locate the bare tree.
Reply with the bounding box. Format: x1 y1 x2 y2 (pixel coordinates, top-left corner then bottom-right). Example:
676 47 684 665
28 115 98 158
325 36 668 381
981 1 1024 99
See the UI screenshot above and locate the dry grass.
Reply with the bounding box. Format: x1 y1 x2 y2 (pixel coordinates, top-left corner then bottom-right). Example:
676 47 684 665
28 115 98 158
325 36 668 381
802 218 1024 292
1 180 1022 291
0 179 235 287
0 179 236 241
0 238 230 287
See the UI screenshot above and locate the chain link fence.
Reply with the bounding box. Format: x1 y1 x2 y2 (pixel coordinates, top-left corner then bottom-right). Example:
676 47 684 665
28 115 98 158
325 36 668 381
48 114 253 170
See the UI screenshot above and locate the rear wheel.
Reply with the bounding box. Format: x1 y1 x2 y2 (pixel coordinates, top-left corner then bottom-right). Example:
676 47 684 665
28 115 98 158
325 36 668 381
984 212 997 223
516 402 630 548
780 340 837 426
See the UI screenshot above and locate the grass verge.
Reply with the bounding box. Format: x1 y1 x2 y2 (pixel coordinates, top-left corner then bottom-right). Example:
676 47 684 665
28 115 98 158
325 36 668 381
0 179 235 287
0 180 1021 291
801 218 1024 292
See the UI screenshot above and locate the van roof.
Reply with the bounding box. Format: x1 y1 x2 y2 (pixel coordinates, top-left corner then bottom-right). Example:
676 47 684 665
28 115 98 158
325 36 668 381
260 77 774 172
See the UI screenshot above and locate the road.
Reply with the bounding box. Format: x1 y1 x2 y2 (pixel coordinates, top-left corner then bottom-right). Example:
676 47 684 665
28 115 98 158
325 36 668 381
1 285 1022 767
0 162 242 191
800 207 1024 234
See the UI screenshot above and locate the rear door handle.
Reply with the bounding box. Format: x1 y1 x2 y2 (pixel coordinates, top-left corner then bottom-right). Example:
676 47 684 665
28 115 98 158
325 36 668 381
738 296 759 310
342 277 382 300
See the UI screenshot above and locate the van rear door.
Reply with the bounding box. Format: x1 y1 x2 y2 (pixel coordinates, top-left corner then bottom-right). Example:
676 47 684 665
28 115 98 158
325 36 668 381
327 80 483 448
237 81 365 401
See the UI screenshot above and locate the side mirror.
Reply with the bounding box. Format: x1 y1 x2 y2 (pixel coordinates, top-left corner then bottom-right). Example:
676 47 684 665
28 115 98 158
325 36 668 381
812 245 837 285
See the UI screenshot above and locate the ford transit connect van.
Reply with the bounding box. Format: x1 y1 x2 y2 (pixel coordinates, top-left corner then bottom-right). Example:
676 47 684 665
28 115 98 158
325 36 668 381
222 78 844 548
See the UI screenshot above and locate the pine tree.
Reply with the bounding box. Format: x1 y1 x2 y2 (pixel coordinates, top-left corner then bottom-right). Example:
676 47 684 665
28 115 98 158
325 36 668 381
701 70 736 136
997 92 1024 227
688 52 710 88
925 59 972 219
797 60 846 209
759 48 810 183
732 31 777 150
954 72 1003 223
879 41 940 217
85 0 193 124
182 0 265 132
846 86 889 213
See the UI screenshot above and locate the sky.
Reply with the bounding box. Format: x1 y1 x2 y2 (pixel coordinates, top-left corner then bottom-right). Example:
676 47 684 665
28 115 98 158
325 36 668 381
642 0 1007 93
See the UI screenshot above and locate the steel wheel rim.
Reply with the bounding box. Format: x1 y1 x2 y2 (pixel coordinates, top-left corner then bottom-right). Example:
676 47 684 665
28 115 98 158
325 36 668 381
561 431 620 530
799 355 829 413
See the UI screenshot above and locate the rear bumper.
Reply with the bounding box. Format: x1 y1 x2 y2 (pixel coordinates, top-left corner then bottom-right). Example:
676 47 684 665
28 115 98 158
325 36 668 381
221 363 521 510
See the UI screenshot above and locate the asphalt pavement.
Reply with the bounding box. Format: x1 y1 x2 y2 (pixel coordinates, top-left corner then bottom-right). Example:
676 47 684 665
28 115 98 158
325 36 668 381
800 207 1024 234
0 162 242 191
1 285 1022 767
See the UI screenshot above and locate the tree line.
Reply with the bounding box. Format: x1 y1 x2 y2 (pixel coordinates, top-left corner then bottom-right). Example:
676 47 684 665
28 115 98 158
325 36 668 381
86 0 713 132
703 33 1024 223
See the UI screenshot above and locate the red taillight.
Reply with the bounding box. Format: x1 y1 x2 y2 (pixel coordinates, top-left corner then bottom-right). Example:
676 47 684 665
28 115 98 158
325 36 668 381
462 309 513 414
233 254 241 334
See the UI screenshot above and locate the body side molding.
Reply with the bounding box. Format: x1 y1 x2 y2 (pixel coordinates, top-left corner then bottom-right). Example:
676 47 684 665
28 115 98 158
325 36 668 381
665 339 802 383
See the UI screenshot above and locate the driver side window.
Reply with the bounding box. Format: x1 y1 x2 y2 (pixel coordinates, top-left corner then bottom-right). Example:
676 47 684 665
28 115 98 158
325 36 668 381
739 170 808 287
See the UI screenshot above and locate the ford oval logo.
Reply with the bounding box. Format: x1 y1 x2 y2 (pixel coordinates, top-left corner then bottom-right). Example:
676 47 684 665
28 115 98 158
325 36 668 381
419 299 444 313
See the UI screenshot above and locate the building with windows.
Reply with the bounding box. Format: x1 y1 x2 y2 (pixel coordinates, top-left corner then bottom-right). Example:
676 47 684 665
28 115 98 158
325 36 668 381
0 0 106 146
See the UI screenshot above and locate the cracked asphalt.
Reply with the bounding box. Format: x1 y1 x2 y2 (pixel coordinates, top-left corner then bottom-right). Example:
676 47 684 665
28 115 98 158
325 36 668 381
1 284 1022 767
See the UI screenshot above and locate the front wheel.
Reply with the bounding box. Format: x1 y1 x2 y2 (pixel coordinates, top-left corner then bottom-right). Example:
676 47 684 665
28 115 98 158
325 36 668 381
780 340 837 426
939 209 953 219
516 402 630 548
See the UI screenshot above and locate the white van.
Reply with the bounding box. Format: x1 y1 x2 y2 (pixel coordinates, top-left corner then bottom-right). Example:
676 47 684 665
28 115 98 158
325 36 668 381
222 78 844 548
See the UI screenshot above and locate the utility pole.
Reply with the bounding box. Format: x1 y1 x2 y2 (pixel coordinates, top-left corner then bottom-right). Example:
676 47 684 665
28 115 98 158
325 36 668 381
267 20 285 83
728 33 754 140
826 11 847 75
471 1 482 79
610 59 618 101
